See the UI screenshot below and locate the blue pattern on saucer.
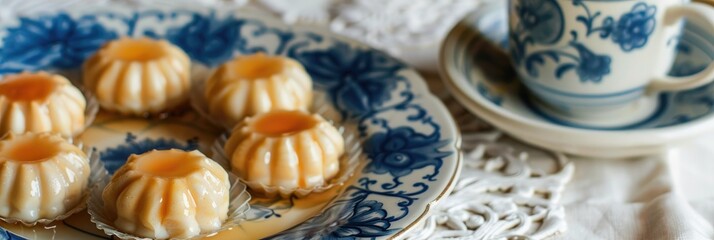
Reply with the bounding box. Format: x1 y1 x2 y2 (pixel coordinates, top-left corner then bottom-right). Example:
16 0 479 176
513 0 564 44
0 8 457 239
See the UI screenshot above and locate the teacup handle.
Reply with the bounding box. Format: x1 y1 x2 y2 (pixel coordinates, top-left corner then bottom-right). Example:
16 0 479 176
648 2 714 93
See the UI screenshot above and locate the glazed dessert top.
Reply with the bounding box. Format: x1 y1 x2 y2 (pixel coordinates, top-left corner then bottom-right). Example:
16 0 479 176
0 72 60 102
130 149 204 178
250 110 319 136
0 133 84 164
101 38 170 62
227 53 286 80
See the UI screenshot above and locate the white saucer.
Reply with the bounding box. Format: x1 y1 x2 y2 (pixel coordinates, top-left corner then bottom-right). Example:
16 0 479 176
440 1 714 158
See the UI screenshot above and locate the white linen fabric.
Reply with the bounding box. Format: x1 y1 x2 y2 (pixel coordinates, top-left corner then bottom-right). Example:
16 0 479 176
559 137 714 240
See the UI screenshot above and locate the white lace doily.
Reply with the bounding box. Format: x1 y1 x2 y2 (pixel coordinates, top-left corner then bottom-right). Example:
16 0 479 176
401 97 574 240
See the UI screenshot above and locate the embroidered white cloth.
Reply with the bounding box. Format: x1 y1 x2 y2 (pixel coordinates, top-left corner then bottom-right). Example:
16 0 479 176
558 138 714 240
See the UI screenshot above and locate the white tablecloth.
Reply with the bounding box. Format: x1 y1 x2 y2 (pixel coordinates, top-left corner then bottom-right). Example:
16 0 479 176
559 136 714 240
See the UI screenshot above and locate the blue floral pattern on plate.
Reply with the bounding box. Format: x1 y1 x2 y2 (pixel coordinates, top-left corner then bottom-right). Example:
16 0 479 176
514 0 564 44
0 13 117 73
163 14 253 66
270 193 397 239
0 228 25 240
363 127 449 179
99 133 199 173
294 42 405 118
0 6 459 240
269 174 438 239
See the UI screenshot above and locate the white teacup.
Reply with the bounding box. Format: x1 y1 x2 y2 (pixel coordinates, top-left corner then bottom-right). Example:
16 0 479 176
509 0 714 119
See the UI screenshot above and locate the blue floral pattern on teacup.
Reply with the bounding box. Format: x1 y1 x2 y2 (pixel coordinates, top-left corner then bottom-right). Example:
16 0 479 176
572 42 612 83
514 0 563 44
0 13 117 72
511 0 657 84
612 3 657 52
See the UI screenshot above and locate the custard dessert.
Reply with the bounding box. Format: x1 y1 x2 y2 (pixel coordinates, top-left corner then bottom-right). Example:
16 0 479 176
224 110 344 196
0 132 90 222
83 38 191 115
205 53 312 128
0 72 87 137
102 149 229 239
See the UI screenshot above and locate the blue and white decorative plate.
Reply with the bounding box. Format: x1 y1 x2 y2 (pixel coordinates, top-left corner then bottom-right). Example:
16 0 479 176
441 1 714 158
0 3 461 239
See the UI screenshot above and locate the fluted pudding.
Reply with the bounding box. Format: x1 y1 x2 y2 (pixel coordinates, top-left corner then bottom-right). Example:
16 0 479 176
102 149 229 239
0 132 90 222
205 53 312 128
0 72 87 137
224 110 344 196
83 38 191 115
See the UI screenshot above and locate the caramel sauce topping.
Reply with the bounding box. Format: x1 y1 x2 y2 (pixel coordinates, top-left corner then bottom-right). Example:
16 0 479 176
104 38 168 62
0 136 60 163
230 54 285 79
0 74 59 102
251 111 318 136
134 150 201 178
